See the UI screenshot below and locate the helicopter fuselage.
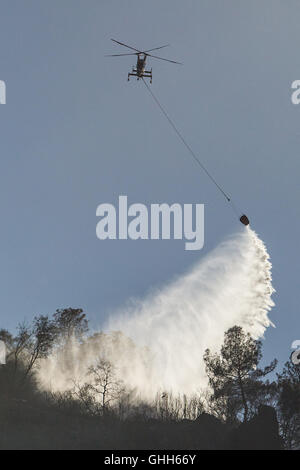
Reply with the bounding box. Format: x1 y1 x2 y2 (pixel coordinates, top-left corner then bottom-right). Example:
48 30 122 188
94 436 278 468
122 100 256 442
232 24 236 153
136 54 146 76
128 53 152 82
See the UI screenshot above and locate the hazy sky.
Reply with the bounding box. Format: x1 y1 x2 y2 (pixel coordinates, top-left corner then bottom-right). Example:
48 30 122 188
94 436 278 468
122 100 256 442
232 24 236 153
0 0 299 369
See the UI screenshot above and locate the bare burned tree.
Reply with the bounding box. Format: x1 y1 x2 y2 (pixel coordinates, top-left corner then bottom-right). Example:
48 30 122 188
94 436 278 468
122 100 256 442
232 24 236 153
0 316 57 397
11 322 32 373
22 315 57 380
71 381 96 415
87 359 125 413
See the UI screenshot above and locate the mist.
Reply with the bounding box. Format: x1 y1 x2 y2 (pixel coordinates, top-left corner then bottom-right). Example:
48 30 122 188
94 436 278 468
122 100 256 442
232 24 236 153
38 227 275 399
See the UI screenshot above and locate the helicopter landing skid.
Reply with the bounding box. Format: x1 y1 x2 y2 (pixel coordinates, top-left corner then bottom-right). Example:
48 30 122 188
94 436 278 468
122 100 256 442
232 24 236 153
128 69 152 84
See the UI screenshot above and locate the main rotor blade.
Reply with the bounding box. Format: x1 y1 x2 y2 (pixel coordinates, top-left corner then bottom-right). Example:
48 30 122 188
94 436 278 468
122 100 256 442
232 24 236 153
143 44 170 53
111 38 141 53
147 54 183 65
105 53 137 57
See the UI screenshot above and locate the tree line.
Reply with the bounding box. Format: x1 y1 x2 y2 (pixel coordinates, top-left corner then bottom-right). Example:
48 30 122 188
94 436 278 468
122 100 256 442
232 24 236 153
0 308 299 449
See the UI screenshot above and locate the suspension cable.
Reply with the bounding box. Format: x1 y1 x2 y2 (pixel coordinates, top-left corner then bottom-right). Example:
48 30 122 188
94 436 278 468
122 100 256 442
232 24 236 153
142 78 240 213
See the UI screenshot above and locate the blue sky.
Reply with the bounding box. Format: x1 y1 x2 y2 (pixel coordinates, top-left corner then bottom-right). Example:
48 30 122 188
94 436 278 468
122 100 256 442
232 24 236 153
0 0 299 370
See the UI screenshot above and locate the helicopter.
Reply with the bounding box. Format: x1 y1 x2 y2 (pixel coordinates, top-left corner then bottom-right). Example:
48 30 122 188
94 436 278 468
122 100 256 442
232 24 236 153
106 39 182 83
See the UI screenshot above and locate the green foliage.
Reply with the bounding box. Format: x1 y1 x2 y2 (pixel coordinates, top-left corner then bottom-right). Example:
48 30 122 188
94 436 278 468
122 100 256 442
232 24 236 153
53 308 88 341
277 361 300 449
204 326 277 423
